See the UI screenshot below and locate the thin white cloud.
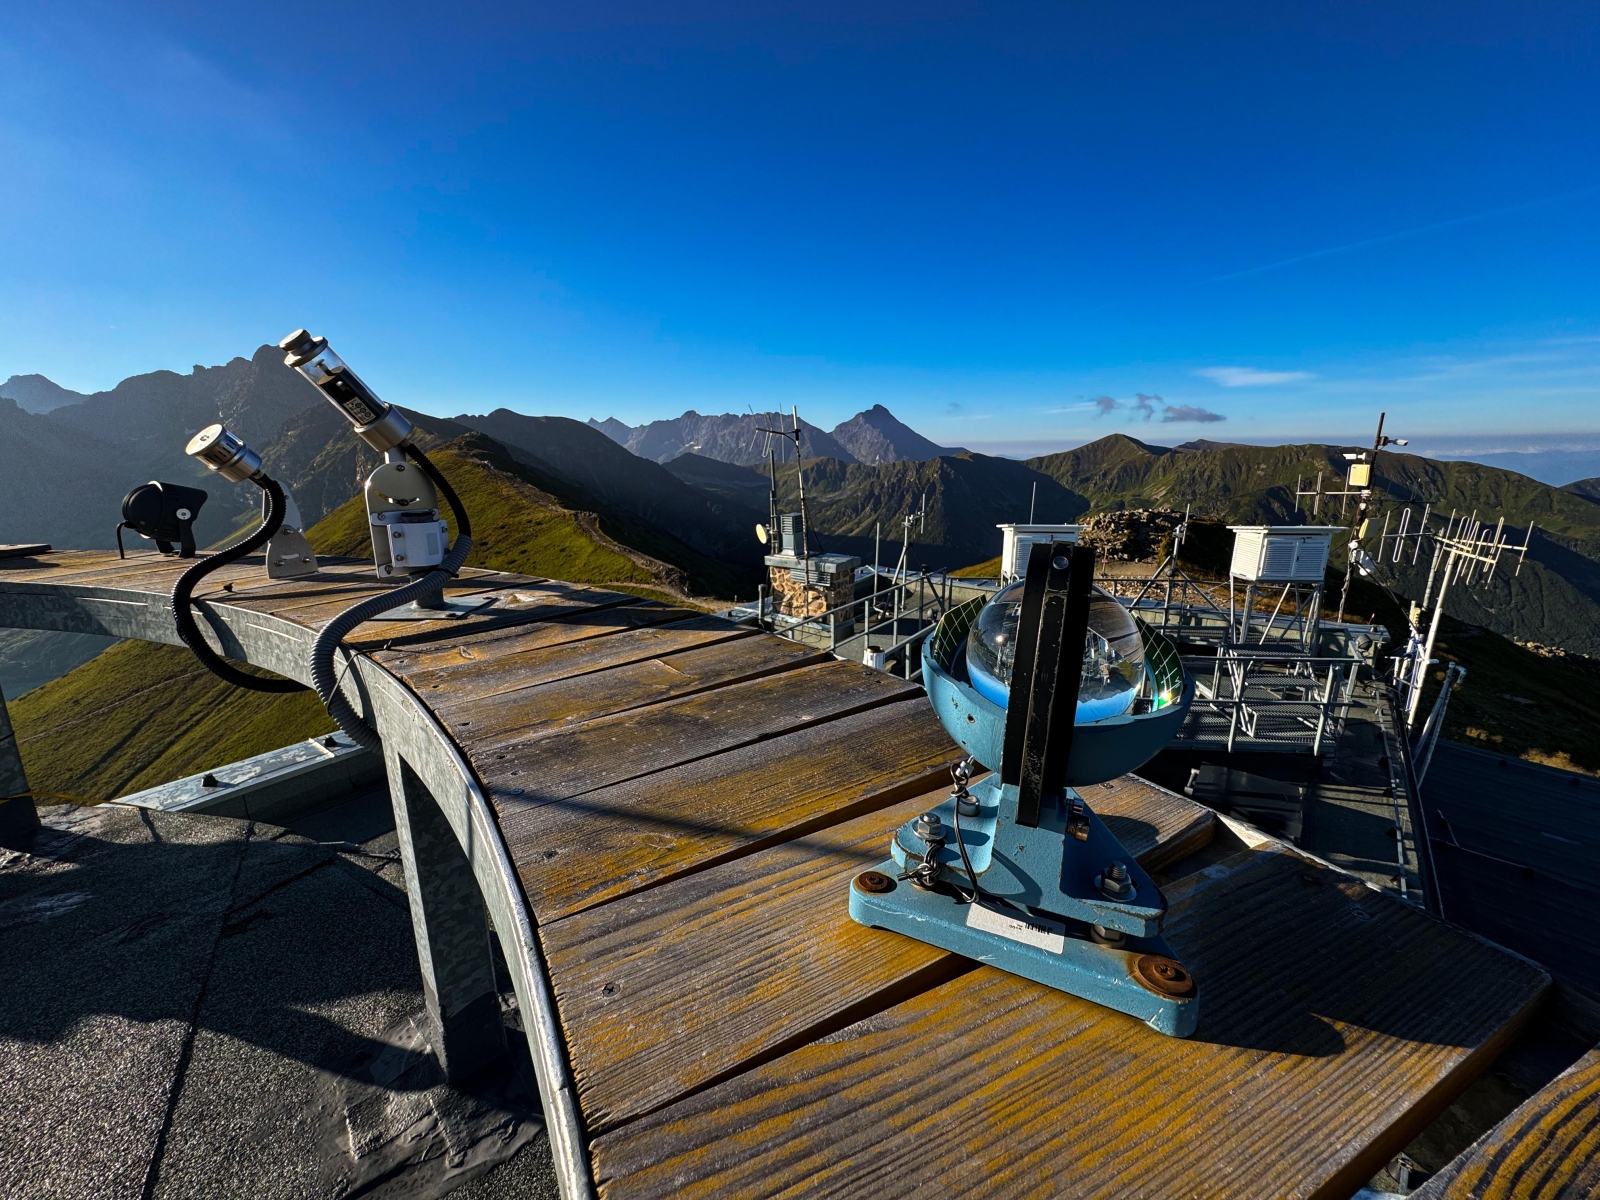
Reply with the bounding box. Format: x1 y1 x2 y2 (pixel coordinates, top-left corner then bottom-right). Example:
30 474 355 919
1197 367 1314 388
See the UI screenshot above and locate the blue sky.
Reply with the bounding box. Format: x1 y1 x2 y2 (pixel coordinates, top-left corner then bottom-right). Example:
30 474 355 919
3 1 1599 457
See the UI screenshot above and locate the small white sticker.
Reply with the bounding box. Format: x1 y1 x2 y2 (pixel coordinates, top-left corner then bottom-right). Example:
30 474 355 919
965 902 1066 954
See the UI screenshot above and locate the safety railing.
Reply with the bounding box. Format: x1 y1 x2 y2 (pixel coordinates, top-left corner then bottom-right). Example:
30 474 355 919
742 570 974 682
1171 647 1359 755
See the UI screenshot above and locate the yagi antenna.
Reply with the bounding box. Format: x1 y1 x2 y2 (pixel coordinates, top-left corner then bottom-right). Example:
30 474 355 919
1378 502 1537 727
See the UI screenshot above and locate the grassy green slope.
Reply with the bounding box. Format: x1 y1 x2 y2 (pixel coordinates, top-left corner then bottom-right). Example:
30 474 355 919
309 432 756 601
1423 620 1600 774
11 641 334 801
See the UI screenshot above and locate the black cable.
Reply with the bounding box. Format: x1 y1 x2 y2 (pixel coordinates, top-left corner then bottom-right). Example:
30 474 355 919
170 476 308 694
310 443 474 749
949 757 987 906
404 442 471 542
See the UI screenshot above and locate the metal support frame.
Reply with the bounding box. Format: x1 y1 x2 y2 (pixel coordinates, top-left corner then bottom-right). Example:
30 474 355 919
769 568 950 680
385 747 507 1081
1174 649 1356 755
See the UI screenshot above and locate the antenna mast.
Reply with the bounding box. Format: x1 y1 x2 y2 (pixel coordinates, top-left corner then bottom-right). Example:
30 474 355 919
1296 412 1407 621
764 416 779 549
1375 504 1535 728
792 407 813 574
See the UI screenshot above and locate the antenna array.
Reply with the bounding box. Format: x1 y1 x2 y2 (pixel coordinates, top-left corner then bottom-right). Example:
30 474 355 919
1371 505 1536 727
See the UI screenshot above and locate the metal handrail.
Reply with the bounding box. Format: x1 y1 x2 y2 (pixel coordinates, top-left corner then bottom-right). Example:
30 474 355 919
1173 648 1357 754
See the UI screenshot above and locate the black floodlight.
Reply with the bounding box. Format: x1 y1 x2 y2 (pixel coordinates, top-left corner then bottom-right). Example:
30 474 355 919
118 481 208 558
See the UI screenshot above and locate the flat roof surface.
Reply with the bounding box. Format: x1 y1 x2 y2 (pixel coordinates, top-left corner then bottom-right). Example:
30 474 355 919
1422 741 1600 992
0 795 553 1200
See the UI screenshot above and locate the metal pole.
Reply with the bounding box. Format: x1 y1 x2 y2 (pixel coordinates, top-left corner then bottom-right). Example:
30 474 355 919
873 522 881 615
1029 481 1037 524
1407 549 1455 728
792 407 812 575
1312 663 1333 756
1383 685 1442 917
1415 663 1465 785
1259 583 1289 644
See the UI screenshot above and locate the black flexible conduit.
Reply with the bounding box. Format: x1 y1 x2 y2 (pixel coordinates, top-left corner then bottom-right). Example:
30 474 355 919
309 444 474 751
171 475 308 694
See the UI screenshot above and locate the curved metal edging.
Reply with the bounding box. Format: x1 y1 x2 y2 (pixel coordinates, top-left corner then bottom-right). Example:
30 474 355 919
0 571 595 1200
358 664 593 1200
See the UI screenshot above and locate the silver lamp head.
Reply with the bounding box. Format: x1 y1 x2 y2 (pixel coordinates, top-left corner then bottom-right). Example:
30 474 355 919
278 328 412 453
186 423 262 484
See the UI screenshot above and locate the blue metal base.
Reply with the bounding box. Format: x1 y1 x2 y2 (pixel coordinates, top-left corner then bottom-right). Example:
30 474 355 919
848 776 1199 1036
849 866 1198 1036
886 777 1167 936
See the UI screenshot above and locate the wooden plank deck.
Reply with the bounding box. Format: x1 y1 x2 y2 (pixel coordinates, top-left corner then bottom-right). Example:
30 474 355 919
1414 1045 1600 1200
0 550 1556 1198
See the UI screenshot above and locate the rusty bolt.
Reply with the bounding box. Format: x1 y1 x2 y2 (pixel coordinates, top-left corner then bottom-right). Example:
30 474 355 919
854 870 895 895
1133 954 1196 999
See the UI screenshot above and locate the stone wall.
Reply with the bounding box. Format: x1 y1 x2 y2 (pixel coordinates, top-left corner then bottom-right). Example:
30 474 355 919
768 566 853 621
1078 509 1184 563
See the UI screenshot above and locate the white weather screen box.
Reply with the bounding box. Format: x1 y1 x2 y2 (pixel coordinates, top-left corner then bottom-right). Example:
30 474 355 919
997 524 1082 581
1228 526 1340 583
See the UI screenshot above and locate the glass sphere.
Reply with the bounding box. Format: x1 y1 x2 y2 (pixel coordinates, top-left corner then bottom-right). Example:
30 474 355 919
965 581 1145 721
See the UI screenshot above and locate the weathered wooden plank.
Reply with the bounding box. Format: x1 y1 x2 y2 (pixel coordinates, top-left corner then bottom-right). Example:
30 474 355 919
6 554 201 591
0 549 127 578
591 847 1549 1199
347 585 655 650
501 698 960 923
398 614 751 709
201 560 521 612
380 603 695 681
6 550 358 589
223 580 494 626
202 579 396 618
1413 1045 1600 1200
472 659 917 815
437 633 819 745
544 775 1214 1135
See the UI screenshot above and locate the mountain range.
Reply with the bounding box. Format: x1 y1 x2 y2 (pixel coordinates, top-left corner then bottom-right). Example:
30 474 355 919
588 404 961 466
6 347 1600 657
